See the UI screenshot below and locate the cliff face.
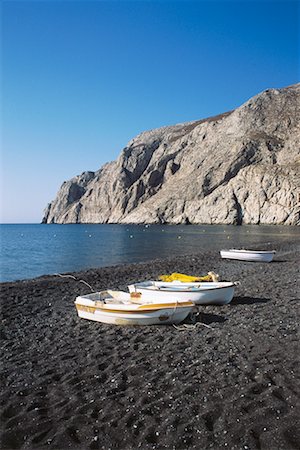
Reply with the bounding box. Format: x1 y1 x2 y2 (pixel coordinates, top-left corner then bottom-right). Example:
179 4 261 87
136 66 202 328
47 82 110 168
42 83 300 225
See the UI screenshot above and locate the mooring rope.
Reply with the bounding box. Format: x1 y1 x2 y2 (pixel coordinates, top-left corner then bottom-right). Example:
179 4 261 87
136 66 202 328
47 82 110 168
173 321 213 331
170 299 179 319
55 273 95 292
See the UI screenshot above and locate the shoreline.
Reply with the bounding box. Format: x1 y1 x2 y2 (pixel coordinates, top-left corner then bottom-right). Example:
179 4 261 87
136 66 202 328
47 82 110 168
1 239 299 449
1 223 299 285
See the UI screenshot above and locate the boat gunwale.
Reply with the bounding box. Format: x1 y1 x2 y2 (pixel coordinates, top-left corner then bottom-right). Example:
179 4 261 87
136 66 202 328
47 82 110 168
75 304 194 315
131 282 235 293
221 249 276 254
75 298 194 313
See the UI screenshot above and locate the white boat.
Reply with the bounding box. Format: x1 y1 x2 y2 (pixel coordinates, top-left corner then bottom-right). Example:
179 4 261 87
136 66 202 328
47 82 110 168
75 290 194 325
128 281 235 305
220 249 275 262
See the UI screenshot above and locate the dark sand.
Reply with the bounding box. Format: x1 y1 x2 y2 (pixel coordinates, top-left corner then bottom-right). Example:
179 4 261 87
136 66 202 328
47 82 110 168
1 239 299 450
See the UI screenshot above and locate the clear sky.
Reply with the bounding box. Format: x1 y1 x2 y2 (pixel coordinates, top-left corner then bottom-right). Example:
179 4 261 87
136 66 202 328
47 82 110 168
1 0 299 223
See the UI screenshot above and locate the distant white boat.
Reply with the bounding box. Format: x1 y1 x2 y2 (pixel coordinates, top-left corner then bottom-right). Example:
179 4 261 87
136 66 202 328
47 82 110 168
220 249 275 262
75 290 194 326
128 281 236 305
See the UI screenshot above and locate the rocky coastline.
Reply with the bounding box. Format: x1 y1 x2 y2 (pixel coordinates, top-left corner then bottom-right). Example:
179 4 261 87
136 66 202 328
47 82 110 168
43 83 300 226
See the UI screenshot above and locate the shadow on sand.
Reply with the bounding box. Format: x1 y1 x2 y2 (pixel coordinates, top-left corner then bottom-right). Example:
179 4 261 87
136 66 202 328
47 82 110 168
231 296 270 305
271 259 287 263
190 312 227 325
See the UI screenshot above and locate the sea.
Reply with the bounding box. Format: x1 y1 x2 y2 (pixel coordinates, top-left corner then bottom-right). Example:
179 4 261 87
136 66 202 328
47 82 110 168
0 224 299 282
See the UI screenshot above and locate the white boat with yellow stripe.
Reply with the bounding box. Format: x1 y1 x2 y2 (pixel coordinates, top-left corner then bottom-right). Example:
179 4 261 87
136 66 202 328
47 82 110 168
75 290 194 325
128 281 236 305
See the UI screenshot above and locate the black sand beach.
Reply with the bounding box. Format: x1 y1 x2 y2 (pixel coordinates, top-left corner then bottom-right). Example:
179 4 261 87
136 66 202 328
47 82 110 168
1 239 299 450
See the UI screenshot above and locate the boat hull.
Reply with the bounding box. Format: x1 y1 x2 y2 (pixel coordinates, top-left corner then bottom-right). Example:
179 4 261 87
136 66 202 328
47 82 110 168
128 282 235 305
75 292 194 325
220 249 275 262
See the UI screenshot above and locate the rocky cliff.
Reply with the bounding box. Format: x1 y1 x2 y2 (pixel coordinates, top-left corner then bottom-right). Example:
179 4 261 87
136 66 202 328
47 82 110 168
42 83 300 225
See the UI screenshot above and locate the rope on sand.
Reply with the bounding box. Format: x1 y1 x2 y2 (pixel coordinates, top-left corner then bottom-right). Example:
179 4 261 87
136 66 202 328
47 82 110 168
173 322 213 331
55 273 94 292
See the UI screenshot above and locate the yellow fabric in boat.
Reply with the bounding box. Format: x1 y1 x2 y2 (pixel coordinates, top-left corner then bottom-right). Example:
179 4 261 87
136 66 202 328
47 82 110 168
158 272 215 282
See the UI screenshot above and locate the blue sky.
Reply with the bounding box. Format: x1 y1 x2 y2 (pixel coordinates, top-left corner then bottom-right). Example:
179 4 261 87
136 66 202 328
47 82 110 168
1 0 299 223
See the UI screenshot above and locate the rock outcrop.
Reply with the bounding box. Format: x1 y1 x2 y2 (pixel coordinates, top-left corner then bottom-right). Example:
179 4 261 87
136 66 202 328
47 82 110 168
42 84 300 225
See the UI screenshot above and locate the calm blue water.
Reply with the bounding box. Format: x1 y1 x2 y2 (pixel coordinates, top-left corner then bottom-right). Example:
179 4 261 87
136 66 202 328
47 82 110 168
0 224 299 282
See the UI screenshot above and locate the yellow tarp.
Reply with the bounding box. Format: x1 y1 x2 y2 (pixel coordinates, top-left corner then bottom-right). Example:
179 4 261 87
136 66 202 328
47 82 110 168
158 271 219 282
